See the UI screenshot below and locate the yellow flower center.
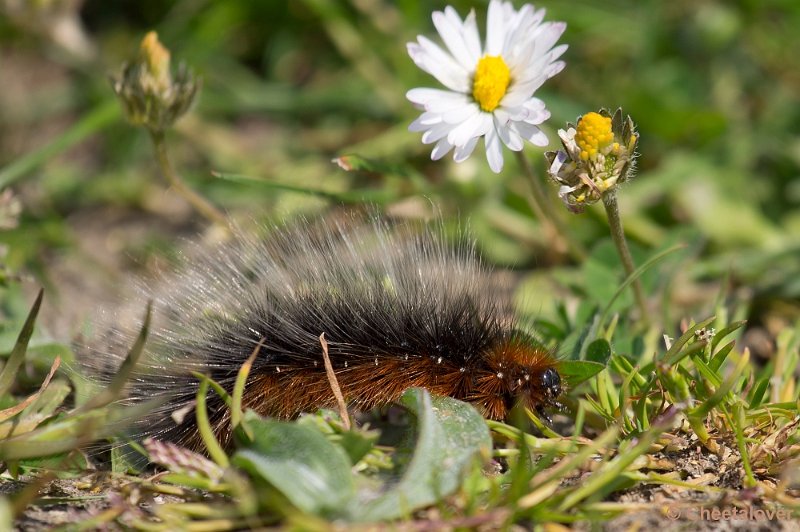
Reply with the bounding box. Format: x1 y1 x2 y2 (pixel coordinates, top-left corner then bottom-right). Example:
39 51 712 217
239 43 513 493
576 112 614 161
472 55 511 112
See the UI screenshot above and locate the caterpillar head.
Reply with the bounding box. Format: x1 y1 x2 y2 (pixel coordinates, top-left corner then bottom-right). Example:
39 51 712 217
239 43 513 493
472 341 563 421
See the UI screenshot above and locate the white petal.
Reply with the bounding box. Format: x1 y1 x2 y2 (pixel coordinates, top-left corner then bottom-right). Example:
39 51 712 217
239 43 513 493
558 184 578 202
530 7 546 29
431 138 454 160
524 97 546 112
501 81 540 108
433 8 476 70
454 136 479 163
495 116 523 151
407 88 470 114
521 99 550 124
548 43 569 63
456 8 482 61
545 60 567 79
497 105 529 121
485 0 506 55
505 35 537 71
502 4 533 56
442 102 480 124
550 150 568 174
516 52 566 85
448 112 492 147
422 122 455 144
406 87 461 106
512 6 546 38
485 127 504 173
503 65 561 107
410 36 471 92
558 128 576 145
409 112 442 131
512 121 549 146
533 22 567 57
493 107 511 124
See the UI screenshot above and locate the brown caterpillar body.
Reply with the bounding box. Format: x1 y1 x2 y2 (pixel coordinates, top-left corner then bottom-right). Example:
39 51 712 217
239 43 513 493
86 214 562 450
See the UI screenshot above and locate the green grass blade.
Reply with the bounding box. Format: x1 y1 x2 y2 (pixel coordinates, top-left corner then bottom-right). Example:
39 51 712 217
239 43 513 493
689 349 750 419
212 171 397 204
0 101 119 189
663 316 716 365
77 302 151 412
710 320 747 352
0 290 43 397
195 376 230 468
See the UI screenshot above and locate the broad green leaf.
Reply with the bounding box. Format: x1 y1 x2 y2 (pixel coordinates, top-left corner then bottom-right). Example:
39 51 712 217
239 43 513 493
19 452 89 478
586 339 612 364
296 411 379 465
232 411 355 517
558 360 606 388
354 388 491 522
337 430 376 465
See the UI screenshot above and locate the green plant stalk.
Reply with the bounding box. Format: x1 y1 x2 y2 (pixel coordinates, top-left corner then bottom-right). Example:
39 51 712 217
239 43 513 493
601 189 647 321
618 366 639 433
686 416 711 444
149 130 229 228
597 245 685 331
729 403 757 488
486 421 581 454
516 151 586 261
595 370 616 418
524 408 560 438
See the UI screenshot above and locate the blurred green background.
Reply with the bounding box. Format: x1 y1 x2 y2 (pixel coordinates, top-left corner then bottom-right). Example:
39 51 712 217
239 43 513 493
0 0 798 347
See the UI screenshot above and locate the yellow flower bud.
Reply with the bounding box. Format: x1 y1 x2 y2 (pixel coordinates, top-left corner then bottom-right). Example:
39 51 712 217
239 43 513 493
545 108 639 213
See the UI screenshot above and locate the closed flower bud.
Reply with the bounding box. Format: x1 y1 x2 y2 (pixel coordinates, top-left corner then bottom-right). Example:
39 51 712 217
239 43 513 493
110 31 200 132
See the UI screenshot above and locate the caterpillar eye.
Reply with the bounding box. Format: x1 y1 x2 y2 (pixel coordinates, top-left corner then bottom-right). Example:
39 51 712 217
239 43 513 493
540 368 561 398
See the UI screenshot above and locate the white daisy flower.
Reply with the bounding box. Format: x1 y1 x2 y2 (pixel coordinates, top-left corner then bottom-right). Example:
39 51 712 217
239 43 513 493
407 0 567 173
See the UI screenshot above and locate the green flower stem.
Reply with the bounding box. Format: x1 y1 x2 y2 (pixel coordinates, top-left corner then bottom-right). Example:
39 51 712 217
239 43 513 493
516 151 586 261
601 189 647 321
149 129 229 228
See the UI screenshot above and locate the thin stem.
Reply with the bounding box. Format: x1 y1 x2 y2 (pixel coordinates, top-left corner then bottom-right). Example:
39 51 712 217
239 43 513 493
602 190 648 321
515 151 587 261
149 129 229 228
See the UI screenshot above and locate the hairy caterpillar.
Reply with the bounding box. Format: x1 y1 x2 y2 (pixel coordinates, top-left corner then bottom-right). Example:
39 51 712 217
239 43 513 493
86 214 562 450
